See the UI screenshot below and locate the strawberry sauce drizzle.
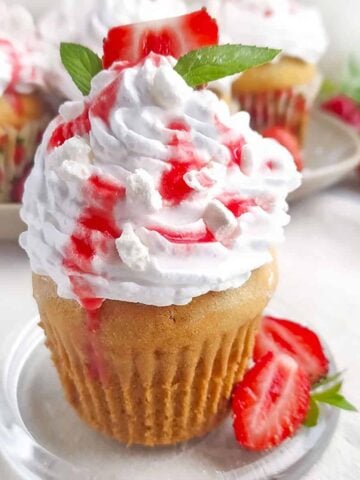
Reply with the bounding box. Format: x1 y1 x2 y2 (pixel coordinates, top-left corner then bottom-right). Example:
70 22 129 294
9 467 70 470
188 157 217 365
63 174 125 382
149 226 214 244
160 120 203 205
214 116 245 168
48 105 91 151
48 73 125 151
220 197 257 218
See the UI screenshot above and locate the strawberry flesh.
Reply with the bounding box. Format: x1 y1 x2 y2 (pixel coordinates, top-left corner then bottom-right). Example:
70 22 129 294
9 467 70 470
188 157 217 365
254 316 329 384
232 352 310 451
262 126 303 171
103 9 219 68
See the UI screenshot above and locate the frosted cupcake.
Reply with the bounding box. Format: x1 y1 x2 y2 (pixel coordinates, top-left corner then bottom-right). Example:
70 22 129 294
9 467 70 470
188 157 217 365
220 0 328 144
21 11 300 446
0 2 52 203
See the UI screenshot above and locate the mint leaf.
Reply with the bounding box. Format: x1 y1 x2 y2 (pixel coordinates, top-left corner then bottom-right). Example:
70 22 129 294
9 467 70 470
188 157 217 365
304 398 320 427
174 44 280 88
60 43 103 96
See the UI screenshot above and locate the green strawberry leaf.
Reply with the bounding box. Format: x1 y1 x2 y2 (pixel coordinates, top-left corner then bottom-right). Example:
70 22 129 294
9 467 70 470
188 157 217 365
60 42 103 96
316 393 357 412
174 44 280 87
313 371 344 389
305 372 357 428
312 382 343 400
304 398 320 428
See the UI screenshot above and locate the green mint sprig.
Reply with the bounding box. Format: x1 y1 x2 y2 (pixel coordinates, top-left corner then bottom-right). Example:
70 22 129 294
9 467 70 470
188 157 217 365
60 42 280 95
304 372 357 428
174 44 280 87
60 43 103 96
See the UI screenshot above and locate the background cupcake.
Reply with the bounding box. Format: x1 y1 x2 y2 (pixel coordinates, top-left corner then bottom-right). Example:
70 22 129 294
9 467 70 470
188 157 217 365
220 0 328 144
0 2 52 203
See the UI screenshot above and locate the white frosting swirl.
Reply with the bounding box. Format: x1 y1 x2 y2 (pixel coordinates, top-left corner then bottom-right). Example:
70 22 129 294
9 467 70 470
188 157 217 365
20 54 300 307
0 2 49 95
219 0 328 64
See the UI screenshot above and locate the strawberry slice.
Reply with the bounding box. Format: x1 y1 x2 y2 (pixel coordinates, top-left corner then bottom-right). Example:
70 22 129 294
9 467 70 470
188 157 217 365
103 9 218 68
232 352 310 451
262 126 303 171
254 316 329 384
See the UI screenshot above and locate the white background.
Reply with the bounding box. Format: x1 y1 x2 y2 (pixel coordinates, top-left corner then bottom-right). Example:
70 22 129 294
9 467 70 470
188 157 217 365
1 1 360 479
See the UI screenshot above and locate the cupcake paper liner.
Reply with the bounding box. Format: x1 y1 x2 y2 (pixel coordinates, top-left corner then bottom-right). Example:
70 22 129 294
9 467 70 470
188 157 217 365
42 310 261 446
0 117 48 203
234 77 322 145
33 261 277 447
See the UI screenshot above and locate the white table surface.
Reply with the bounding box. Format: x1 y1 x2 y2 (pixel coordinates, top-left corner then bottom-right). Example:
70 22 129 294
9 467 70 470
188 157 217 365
0 176 359 480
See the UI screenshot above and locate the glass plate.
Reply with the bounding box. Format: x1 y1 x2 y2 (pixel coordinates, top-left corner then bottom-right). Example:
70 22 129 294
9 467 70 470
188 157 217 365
0 317 339 480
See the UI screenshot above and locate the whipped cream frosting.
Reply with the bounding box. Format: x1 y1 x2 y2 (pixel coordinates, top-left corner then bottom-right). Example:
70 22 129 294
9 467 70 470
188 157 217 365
20 54 300 307
219 0 328 64
0 2 49 96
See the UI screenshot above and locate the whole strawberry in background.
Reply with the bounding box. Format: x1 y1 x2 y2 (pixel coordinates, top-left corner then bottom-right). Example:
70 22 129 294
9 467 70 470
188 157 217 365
231 315 357 452
321 56 360 176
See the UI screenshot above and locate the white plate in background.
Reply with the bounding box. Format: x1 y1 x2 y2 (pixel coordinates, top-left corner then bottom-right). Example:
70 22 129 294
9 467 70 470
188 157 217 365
0 110 359 241
291 110 360 201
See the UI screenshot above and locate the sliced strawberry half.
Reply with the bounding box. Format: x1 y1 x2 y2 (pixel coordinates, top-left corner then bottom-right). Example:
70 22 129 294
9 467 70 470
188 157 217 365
262 126 303 171
232 352 310 451
254 316 329 384
103 9 218 68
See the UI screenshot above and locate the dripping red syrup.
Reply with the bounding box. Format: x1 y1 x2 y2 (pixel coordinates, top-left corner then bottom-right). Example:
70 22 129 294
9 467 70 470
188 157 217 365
63 174 125 382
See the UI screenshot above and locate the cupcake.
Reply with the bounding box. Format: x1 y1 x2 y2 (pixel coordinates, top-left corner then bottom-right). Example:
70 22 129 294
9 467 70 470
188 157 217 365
20 11 300 446
0 2 52 203
220 0 328 144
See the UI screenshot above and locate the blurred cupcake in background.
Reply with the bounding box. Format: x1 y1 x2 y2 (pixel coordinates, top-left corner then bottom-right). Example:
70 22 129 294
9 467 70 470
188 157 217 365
39 0 221 101
0 2 52 203
220 0 328 144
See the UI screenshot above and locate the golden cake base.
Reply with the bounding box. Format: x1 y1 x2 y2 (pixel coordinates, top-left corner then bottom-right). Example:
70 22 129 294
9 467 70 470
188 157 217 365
33 260 277 446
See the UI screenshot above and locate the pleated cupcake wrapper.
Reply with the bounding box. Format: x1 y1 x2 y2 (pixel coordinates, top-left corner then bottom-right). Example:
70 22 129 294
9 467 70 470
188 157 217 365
41 313 261 446
0 117 49 203
235 77 322 144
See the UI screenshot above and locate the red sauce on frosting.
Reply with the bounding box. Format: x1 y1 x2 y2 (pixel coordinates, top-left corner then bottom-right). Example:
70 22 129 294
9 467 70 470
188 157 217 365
160 121 203 205
150 225 215 244
48 70 125 151
91 77 122 126
214 116 245 169
48 106 91 151
63 174 125 382
160 158 201 205
220 197 257 217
